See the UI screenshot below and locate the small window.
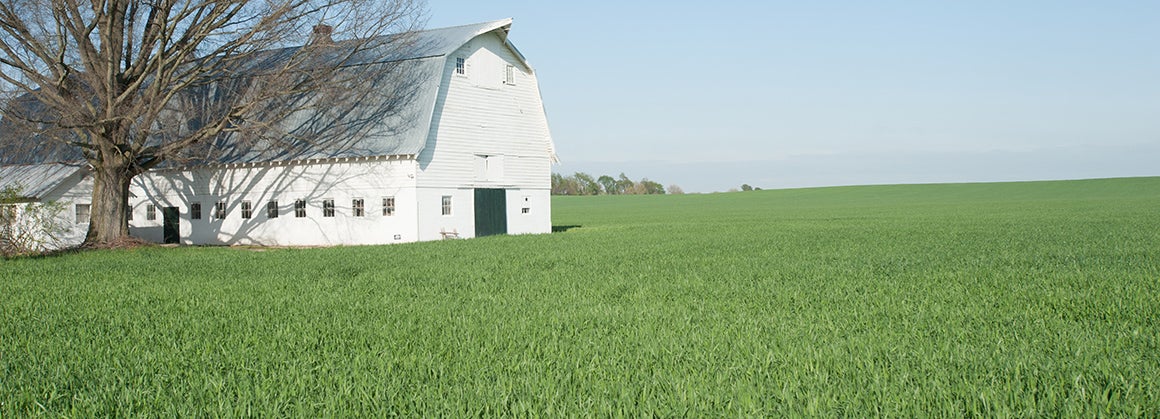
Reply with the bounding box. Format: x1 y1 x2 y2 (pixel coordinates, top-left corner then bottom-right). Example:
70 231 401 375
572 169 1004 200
191 202 202 220
521 207 530 214
127 206 133 221
75 204 90 224
505 64 515 85
295 200 306 218
352 198 364 217
214 201 227 219
323 199 335 217
146 204 157 221
241 200 252 219
267 200 278 218
382 197 395 216
441 195 452 216
455 57 465 75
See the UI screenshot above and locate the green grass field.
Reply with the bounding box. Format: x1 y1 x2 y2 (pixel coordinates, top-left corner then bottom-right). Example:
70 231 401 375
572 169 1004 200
2 177 1158 416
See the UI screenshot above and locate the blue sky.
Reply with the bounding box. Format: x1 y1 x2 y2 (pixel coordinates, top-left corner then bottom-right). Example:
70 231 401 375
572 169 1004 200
428 1 1160 192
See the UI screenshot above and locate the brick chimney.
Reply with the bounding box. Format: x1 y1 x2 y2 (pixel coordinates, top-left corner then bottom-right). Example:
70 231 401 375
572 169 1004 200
310 24 334 45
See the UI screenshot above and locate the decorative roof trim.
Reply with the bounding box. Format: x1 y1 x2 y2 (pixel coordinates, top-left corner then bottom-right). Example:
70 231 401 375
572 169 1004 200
153 154 416 173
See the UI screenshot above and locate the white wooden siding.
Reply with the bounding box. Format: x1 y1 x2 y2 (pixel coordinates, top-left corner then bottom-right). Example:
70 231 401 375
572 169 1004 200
12 172 92 250
417 32 554 191
505 188 551 236
415 187 473 241
130 159 420 246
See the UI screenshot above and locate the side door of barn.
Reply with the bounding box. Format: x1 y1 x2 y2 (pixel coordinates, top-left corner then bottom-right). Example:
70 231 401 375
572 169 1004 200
473 188 507 237
162 207 180 244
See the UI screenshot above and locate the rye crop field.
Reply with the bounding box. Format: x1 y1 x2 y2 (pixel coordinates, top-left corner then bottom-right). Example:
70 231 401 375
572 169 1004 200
2 177 1158 416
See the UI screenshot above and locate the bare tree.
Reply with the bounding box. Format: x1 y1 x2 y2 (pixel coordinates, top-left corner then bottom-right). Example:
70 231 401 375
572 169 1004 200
0 0 425 245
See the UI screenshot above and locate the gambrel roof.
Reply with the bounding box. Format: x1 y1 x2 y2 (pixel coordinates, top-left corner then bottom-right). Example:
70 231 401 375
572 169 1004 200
404 18 525 67
185 18 521 165
0 19 521 167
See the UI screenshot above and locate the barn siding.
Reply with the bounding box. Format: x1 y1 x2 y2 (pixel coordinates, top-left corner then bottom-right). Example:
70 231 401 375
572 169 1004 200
505 188 551 235
417 32 554 192
415 187 474 241
15 170 92 249
131 159 420 246
413 31 554 237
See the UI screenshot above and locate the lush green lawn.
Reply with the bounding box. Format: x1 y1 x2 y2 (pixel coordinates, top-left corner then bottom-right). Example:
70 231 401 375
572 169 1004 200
2 177 1158 416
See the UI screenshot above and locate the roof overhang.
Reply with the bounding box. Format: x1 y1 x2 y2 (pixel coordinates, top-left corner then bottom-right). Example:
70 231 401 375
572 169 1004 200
0 162 87 201
152 154 417 172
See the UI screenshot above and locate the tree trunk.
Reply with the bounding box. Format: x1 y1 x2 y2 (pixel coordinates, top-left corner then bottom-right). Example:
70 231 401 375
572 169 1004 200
84 165 134 246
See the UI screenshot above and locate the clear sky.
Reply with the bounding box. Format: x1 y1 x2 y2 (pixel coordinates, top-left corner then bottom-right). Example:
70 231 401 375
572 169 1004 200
427 1 1160 192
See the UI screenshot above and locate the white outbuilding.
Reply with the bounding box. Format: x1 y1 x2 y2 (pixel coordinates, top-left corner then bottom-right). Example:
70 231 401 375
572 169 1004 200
0 19 556 248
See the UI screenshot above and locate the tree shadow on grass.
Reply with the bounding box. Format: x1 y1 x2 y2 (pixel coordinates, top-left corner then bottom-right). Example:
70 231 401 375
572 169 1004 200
2 236 152 260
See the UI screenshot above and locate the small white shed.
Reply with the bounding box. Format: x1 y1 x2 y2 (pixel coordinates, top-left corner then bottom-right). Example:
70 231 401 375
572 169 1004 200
0 163 92 251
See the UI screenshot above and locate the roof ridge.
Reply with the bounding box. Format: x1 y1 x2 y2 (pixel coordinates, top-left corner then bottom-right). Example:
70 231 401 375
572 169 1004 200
417 18 512 33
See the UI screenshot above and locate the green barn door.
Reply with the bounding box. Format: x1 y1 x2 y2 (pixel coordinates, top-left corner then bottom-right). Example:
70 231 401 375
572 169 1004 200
474 189 508 237
162 207 180 244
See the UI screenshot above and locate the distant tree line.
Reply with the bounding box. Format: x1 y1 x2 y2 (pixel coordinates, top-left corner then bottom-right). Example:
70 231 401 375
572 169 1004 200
551 172 680 195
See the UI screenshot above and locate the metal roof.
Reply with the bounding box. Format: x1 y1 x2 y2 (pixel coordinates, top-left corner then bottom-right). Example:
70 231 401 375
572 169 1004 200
404 19 517 62
204 19 519 164
1 19 519 167
227 19 516 71
0 163 86 200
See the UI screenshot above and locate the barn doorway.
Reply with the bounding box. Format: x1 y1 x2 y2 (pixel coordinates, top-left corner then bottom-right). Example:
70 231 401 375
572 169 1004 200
474 188 508 237
162 207 180 244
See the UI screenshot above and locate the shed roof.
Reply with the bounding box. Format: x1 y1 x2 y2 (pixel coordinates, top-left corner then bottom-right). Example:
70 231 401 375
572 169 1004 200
0 163 85 200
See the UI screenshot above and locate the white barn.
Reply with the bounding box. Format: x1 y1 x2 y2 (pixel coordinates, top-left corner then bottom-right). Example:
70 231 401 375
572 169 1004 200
0 19 556 248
